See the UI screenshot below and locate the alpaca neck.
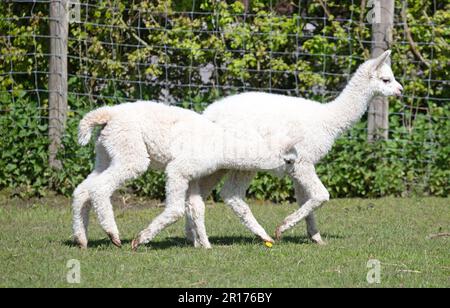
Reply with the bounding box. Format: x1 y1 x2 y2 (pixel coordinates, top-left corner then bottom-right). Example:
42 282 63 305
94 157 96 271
323 71 375 138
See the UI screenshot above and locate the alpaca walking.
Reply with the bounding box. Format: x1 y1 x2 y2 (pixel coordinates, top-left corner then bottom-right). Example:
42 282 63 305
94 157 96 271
72 101 297 249
184 50 403 245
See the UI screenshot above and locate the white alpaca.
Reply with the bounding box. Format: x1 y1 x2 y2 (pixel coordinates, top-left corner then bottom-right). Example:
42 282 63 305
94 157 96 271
72 101 297 249
185 50 403 245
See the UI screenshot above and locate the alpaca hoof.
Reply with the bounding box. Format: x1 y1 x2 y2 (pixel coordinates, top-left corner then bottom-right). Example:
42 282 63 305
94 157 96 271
191 237 212 249
199 242 212 249
310 233 327 246
196 244 212 249
74 235 88 249
131 238 141 251
108 233 122 248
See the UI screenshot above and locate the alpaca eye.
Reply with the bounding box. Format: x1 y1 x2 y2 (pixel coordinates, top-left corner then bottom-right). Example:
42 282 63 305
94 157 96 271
382 78 391 83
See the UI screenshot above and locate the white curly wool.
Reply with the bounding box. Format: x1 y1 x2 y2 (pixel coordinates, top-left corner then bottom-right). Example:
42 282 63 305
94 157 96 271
72 101 297 249
184 50 403 245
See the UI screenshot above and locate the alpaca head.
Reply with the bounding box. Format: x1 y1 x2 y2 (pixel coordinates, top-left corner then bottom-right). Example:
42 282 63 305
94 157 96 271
359 50 403 97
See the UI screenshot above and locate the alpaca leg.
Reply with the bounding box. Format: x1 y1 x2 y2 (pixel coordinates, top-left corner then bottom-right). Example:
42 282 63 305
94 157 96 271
185 181 211 248
72 143 110 248
88 138 150 247
89 161 149 247
132 170 188 249
276 163 329 240
89 171 122 247
185 170 227 245
293 181 326 245
305 213 325 245
221 171 274 243
72 176 95 248
184 203 197 245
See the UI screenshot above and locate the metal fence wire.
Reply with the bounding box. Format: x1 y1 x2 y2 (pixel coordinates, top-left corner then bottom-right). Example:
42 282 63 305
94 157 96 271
0 0 449 197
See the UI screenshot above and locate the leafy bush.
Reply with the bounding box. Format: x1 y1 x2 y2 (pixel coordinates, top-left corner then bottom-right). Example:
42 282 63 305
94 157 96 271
0 0 448 199
1 92 447 200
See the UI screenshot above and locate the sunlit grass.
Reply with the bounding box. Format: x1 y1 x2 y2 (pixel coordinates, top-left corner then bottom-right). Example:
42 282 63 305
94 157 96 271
0 195 448 287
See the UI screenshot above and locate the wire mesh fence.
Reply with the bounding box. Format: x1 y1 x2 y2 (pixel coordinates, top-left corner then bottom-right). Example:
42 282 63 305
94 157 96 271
0 0 448 198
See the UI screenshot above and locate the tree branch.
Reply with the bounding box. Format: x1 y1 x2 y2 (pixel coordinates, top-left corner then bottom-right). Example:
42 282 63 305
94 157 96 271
316 0 331 19
401 1 430 68
119 16 149 47
240 0 250 14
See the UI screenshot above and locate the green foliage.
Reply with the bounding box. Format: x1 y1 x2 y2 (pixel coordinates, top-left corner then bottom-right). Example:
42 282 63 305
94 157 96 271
0 94 51 197
1 93 447 200
0 1 448 199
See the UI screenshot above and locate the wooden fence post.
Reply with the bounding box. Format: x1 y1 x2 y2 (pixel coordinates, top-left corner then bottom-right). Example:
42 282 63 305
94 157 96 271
49 0 68 169
368 0 394 142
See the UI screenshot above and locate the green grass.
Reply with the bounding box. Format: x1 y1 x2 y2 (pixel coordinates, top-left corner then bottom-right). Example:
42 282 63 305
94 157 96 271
0 194 448 288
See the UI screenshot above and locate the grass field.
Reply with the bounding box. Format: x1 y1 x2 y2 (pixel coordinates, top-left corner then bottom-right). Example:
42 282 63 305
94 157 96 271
0 194 448 288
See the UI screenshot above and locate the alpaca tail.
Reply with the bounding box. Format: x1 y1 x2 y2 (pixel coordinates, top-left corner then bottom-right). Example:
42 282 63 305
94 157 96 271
78 107 112 146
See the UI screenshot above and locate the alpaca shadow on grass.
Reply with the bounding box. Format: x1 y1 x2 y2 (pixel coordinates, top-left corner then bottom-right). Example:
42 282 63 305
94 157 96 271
63 238 133 249
280 233 345 244
62 237 187 250
63 233 345 250
126 236 261 250
132 233 346 250
209 233 345 246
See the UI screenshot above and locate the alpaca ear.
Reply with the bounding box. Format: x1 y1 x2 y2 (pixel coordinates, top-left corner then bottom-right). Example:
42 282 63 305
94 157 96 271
372 50 392 71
